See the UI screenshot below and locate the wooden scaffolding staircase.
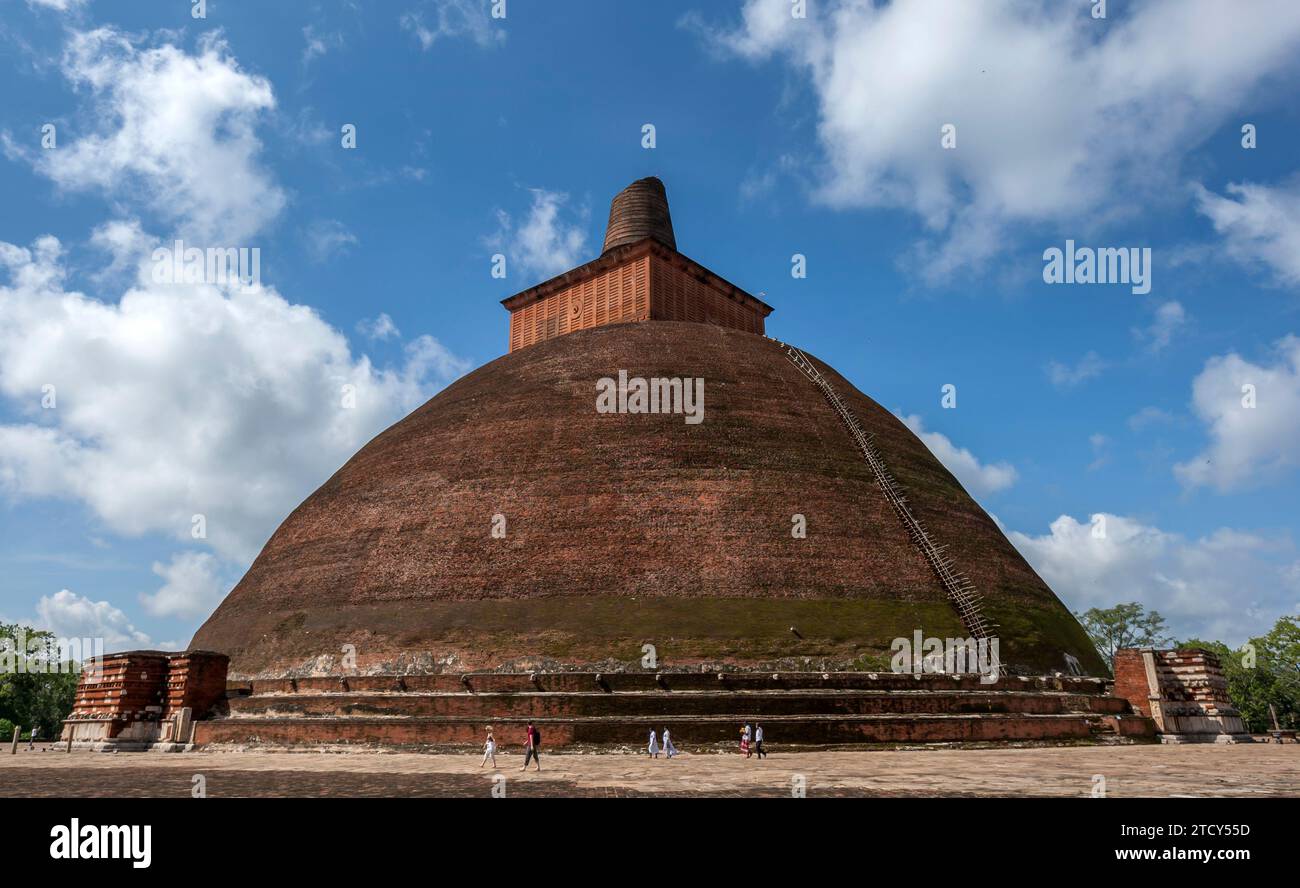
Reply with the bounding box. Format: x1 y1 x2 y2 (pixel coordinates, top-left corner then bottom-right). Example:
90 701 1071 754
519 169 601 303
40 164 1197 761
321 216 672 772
775 340 998 645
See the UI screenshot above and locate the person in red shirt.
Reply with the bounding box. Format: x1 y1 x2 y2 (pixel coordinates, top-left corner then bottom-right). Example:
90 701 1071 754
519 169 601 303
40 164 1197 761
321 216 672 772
520 721 541 772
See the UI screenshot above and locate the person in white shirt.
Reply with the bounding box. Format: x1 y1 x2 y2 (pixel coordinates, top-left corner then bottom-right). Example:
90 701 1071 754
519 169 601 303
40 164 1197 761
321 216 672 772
754 723 766 759
663 728 678 758
480 729 497 769
648 729 660 758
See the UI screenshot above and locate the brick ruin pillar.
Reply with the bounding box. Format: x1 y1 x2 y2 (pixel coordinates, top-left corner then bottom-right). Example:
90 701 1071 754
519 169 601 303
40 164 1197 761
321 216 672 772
61 650 229 751
1112 648 1251 743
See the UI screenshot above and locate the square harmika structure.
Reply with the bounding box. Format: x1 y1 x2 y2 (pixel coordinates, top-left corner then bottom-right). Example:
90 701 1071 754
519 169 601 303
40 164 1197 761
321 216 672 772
502 177 773 352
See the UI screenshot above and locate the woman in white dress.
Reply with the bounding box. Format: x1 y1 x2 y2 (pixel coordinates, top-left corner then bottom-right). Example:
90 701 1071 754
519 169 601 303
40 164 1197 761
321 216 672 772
648 728 660 758
663 728 678 759
480 729 497 768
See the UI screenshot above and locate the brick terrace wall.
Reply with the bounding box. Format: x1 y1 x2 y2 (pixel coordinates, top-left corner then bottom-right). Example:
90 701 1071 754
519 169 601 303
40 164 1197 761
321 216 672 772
249 672 1109 696
195 713 1115 749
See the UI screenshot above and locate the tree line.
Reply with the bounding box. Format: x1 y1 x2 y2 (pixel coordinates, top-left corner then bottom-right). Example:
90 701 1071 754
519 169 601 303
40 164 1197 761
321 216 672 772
0 623 80 742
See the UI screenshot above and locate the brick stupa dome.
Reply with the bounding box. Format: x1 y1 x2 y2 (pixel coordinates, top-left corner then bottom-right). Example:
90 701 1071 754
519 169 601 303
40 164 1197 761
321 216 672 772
190 179 1105 680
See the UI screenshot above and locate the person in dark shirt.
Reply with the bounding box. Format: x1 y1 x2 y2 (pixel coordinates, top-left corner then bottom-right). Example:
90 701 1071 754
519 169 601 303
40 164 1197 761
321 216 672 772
520 721 541 772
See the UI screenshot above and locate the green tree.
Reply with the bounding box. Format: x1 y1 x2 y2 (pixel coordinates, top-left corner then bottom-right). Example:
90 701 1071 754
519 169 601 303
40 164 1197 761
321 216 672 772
1259 615 1300 686
1075 602 1172 671
1181 616 1300 733
0 623 82 739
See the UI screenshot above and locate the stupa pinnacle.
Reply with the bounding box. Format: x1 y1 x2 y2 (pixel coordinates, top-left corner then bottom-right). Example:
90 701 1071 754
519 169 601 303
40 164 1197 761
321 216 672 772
601 176 677 253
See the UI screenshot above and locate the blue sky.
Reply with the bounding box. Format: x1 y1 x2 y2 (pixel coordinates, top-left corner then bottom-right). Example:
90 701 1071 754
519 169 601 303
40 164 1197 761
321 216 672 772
2 0 1299 651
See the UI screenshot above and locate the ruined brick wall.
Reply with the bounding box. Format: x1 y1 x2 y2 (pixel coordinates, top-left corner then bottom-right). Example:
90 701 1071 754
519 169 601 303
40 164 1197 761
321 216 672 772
1153 649 1244 733
65 652 170 736
1112 648 1153 717
63 650 229 745
163 651 230 719
1112 648 1246 739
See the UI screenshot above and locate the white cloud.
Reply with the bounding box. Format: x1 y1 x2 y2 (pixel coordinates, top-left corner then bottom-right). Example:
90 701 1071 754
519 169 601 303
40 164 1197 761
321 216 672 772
305 218 359 261
89 218 153 278
689 0 1300 275
1128 406 1175 432
1009 513 1295 644
35 589 152 649
1087 433 1110 472
302 26 344 67
1193 179 1300 286
1133 300 1187 353
401 0 505 51
357 312 401 342
1174 335 1300 491
19 28 284 244
489 188 589 281
141 551 227 620
899 414 1017 497
282 107 333 147
0 27 475 641
1046 351 1106 388
26 0 87 11
0 234 469 566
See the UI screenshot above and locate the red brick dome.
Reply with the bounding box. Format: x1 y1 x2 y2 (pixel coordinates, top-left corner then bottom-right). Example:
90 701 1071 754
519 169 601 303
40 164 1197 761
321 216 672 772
190 321 1104 678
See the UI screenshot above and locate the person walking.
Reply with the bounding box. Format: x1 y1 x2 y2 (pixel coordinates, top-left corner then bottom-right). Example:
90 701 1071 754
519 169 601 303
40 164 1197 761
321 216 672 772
740 723 751 757
480 729 497 769
27 726 38 751
520 721 541 772
663 728 678 759
648 728 660 758
754 723 766 759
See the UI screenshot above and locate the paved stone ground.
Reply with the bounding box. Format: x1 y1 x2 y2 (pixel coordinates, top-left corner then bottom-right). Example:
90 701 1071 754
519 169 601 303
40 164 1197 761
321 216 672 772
2 743 1297 797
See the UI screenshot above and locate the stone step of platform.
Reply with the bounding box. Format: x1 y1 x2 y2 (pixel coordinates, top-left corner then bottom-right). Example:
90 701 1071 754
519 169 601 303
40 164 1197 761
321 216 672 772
196 711 1155 748
197 672 1150 749
225 689 1131 719
232 672 1109 696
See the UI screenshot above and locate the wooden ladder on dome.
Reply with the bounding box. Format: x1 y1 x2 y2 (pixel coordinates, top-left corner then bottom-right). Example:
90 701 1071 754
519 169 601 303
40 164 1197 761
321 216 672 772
771 338 998 646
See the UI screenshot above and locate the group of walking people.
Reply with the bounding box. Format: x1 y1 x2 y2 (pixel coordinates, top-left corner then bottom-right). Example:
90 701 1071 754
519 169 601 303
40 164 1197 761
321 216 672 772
477 720 768 767
645 728 679 758
648 722 767 758
478 721 542 771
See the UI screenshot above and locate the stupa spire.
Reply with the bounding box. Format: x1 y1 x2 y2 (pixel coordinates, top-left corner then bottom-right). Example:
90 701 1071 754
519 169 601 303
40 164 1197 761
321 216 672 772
601 176 676 253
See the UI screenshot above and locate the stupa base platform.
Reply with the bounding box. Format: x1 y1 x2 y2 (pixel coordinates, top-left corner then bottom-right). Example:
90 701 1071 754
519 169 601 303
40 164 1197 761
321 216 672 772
193 672 1156 750
58 738 195 753
1157 733 1254 745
